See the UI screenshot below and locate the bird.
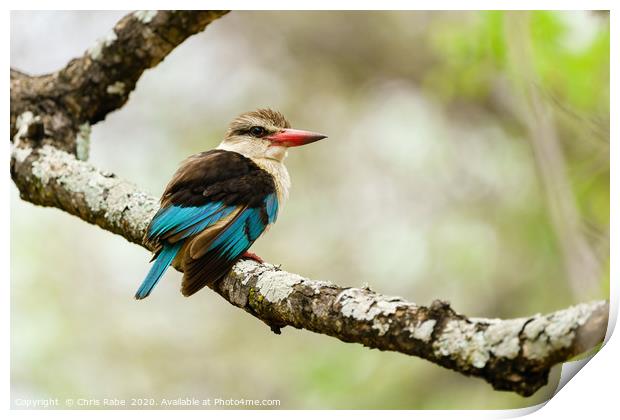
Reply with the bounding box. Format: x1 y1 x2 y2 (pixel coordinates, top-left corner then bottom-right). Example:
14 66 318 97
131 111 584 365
135 109 327 299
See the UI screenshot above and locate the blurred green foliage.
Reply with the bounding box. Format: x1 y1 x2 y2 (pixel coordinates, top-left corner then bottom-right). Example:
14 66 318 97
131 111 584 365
11 11 609 409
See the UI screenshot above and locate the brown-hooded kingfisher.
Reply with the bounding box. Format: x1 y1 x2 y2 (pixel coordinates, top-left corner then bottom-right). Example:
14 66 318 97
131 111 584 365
135 109 327 299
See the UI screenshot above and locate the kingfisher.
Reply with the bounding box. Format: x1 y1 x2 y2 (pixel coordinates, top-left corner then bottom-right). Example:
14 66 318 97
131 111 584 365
135 109 327 299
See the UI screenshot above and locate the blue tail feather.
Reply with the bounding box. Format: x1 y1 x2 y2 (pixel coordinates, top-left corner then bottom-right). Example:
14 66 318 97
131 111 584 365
135 242 183 299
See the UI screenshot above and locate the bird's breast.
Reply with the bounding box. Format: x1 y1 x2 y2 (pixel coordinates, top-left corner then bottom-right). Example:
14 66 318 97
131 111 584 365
251 157 290 205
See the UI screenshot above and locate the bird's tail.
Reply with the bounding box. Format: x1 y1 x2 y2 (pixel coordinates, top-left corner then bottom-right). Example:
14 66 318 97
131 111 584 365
135 242 183 300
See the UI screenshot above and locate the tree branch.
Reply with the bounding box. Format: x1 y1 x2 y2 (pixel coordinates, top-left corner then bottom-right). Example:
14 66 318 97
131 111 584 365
10 10 609 398
10 144 609 397
10 10 228 153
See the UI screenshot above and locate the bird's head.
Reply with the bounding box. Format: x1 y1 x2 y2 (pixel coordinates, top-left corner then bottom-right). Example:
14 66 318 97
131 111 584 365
218 109 327 162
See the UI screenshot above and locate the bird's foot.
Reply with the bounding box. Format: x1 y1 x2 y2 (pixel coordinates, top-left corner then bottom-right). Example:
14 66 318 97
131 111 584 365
241 251 264 264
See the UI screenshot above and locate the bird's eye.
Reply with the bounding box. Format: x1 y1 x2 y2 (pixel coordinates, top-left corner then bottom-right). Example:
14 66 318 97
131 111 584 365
249 126 266 137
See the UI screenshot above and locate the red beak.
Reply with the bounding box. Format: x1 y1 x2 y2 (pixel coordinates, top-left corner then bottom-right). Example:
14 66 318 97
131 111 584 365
265 128 327 147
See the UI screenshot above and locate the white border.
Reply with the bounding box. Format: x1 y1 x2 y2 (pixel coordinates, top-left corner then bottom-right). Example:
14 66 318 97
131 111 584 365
3 2 616 419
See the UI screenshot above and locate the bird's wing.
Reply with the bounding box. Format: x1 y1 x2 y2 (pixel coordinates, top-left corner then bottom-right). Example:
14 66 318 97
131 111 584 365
147 202 236 244
181 192 278 296
146 150 276 243
146 149 279 296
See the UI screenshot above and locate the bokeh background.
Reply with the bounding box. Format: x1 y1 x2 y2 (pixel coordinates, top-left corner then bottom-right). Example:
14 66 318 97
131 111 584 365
11 11 609 409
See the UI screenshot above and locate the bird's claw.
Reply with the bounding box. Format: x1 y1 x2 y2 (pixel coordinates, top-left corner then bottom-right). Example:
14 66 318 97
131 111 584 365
241 251 264 264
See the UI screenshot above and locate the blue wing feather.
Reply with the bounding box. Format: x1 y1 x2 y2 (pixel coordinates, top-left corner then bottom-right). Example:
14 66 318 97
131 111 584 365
135 242 183 299
208 209 256 259
265 193 279 224
147 202 230 240
170 206 236 240
207 193 279 260
137 201 235 299
141 193 280 298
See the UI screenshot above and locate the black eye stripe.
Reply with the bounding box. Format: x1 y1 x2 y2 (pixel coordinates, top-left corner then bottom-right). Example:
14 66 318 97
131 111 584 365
230 126 271 137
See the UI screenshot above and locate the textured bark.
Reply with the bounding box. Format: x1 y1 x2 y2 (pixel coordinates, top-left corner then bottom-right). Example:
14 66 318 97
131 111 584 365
10 10 228 154
10 143 609 397
10 10 609 398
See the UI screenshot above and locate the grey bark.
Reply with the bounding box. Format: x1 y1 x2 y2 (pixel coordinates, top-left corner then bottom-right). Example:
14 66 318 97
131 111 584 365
10 10 228 154
10 10 609 398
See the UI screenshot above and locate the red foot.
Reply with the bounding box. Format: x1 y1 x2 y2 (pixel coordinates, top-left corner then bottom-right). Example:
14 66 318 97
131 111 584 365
241 251 264 264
